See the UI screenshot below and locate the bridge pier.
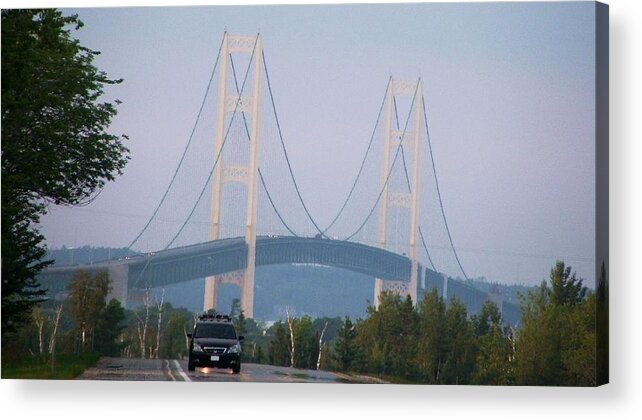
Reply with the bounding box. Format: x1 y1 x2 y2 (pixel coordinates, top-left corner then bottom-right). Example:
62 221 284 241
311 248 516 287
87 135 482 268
107 263 129 305
204 270 246 314
374 78 423 307
203 277 220 313
204 32 263 318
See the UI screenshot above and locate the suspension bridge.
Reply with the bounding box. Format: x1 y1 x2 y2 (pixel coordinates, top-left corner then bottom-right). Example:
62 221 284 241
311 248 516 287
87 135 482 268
38 32 487 319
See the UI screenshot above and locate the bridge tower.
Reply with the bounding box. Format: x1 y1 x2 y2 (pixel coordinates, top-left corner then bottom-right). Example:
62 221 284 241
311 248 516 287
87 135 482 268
204 33 262 318
374 79 423 307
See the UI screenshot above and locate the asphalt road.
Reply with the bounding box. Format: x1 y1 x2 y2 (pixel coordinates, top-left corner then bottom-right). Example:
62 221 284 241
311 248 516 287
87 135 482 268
77 357 385 383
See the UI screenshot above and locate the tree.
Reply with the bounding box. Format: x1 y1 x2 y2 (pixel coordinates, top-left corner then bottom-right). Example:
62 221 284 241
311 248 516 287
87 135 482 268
441 298 475 384
513 261 594 385
66 270 110 352
1 9 129 338
268 322 290 367
416 289 448 383
292 316 318 369
472 301 512 385
333 317 356 372
472 324 513 385
472 300 502 337
230 298 247 337
94 299 126 356
160 308 192 359
548 261 587 306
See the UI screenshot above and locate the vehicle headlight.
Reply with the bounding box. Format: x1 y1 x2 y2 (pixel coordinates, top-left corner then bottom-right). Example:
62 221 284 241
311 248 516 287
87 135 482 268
192 341 204 352
227 343 241 354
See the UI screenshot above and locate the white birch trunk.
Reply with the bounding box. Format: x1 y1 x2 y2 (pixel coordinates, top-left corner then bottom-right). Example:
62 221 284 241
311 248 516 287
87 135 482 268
153 289 165 359
136 289 152 358
33 307 45 354
286 308 295 368
48 304 63 354
316 321 329 370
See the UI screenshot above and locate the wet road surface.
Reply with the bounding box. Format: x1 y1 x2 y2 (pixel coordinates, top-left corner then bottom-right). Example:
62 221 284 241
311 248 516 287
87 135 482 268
77 357 385 383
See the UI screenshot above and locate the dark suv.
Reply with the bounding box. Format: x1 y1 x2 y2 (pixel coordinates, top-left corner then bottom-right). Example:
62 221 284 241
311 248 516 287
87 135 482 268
187 314 244 373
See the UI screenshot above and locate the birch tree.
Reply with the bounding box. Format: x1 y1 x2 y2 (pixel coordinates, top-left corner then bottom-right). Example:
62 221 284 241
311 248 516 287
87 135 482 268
67 270 110 352
286 308 295 368
316 321 328 370
48 304 63 354
135 288 152 358
32 306 45 354
153 289 165 359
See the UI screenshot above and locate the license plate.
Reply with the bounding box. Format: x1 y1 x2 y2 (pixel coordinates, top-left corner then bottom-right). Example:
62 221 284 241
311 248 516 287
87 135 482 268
210 355 219 361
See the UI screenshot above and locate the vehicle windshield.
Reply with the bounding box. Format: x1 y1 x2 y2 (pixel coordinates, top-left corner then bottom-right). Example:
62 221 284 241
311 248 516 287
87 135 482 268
194 323 237 339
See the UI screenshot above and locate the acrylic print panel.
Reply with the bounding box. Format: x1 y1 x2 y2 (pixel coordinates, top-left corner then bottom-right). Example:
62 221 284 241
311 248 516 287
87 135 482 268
2 1 608 386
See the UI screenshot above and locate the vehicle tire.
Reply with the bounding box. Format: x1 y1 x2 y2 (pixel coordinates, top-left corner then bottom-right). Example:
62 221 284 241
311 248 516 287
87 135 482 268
232 364 241 374
188 359 196 371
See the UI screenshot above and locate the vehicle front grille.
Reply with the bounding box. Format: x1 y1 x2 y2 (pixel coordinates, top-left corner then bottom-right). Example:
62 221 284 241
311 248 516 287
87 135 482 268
203 347 226 354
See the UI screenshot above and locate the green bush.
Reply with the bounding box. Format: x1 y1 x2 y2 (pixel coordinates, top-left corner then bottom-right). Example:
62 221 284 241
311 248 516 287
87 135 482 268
1 352 100 380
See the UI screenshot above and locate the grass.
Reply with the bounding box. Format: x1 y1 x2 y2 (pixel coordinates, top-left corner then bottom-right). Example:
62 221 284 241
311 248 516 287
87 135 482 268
1 352 101 380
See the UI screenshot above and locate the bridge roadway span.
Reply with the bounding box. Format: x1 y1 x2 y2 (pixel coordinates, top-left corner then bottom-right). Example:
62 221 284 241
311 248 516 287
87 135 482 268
38 236 417 300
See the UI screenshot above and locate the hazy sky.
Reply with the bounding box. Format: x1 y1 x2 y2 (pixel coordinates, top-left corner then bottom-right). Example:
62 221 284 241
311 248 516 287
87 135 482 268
39 2 597 287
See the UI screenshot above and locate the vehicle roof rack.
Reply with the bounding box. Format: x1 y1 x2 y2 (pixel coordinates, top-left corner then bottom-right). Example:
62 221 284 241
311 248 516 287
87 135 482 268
198 314 232 322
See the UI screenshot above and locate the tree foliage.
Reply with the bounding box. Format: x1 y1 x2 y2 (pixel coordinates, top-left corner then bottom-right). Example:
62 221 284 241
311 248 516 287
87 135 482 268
66 270 110 352
307 261 596 386
333 317 356 371
513 261 595 386
93 299 126 356
1 9 129 337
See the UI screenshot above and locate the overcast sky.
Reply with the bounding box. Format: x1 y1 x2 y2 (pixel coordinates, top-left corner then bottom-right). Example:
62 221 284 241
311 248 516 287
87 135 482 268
39 2 597 287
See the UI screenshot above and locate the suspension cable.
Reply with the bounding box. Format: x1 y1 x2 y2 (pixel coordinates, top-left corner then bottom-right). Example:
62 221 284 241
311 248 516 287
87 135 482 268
127 32 227 251
394 96 412 193
419 226 437 271
165 34 260 249
319 77 392 235
262 50 326 236
228 55 299 237
342 79 421 241
422 96 469 280
394 97 437 271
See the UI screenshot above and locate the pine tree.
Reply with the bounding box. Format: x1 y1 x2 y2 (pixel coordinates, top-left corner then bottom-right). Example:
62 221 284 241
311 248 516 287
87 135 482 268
94 299 126 356
333 316 356 372
514 261 594 385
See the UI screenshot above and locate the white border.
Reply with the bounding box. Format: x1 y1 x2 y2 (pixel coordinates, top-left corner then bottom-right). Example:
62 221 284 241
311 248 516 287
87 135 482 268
1 1 640 419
